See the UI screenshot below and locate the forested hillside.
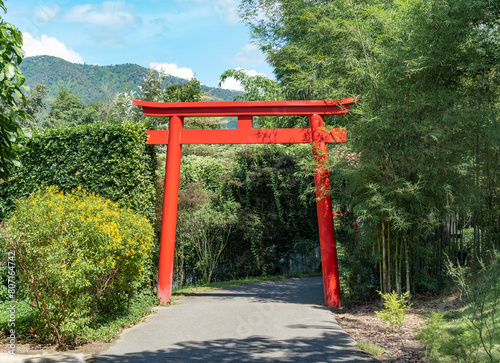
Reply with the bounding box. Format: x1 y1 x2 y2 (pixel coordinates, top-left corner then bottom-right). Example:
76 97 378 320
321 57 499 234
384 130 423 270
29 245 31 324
20 55 240 104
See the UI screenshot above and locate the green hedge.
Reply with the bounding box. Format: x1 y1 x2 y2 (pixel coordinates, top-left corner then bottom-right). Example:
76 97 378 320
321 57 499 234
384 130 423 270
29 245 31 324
0 121 157 222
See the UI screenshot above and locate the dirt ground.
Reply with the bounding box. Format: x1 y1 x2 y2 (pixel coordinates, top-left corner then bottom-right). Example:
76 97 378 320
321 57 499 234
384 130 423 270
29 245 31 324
333 292 466 362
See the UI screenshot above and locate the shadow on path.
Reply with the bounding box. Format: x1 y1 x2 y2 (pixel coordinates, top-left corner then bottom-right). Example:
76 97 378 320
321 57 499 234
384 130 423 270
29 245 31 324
83 277 378 363
94 332 376 363
191 277 326 305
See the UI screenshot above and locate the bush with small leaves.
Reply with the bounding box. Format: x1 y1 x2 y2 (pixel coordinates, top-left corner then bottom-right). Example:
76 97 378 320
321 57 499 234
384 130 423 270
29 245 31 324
2 186 154 346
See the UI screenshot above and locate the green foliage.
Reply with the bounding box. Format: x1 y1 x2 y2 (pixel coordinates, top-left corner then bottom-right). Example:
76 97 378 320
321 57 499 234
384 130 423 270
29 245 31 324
443 254 500 362
240 0 500 297
20 56 170 105
110 90 142 123
0 121 157 222
375 291 411 332
178 186 239 285
181 155 234 191
0 290 157 345
165 78 202 103
111 69 219 130
416 311 445 360
227 145 319 276
77 291 157 342
46 89 98 127
417 254 500 362
418 303 500 362
1 186 154 346
22 84 49 126
171 145 320 283
218 68 305 129
48 89 84 118
176 154 239 285
0 2 29 180
219 68 283 102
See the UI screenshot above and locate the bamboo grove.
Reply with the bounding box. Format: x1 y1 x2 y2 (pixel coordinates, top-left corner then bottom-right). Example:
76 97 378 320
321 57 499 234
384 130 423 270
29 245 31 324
238 0 500 296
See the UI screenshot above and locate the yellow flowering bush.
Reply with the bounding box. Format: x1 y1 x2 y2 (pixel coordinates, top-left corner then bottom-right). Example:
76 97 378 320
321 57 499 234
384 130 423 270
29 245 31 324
3 186 154 346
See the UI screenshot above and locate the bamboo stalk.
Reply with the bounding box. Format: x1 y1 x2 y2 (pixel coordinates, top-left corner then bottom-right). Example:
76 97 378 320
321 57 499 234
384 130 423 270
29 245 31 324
388 221 391 293
405 237 411 298
382 222 387 294
396 231 401 295
378 236 382 294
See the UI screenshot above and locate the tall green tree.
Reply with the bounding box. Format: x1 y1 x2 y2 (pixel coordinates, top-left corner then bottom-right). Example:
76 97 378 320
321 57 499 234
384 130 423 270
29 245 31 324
240 0 500 294
0 1 29 180
47 89 98 126
24 84 49 120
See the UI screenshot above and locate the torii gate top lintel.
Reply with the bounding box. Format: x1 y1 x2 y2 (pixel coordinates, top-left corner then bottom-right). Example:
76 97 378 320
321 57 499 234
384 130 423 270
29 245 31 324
135 97 356 309
134 97 356 146
133 97 357 117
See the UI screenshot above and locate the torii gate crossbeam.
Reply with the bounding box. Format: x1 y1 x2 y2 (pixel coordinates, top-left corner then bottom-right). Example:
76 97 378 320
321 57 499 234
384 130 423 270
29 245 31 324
134 98 357 308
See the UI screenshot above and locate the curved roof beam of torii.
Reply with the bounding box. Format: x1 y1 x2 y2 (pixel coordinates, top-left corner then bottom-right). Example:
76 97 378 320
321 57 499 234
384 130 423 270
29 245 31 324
133 97 358 117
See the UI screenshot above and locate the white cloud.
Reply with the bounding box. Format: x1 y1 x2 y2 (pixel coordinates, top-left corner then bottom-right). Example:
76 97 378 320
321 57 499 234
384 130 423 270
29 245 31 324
234 43 266 65
151 62 195 80
22 32 84 64
178 0 240 24
213 0 240 24
63 1 139 27
62 1 141 47
33 5 60 23
220 77 244 91
220 68 267 91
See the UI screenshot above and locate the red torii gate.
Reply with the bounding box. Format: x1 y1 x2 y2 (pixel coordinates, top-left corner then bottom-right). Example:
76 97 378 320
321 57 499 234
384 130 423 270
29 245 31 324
134 98 356 308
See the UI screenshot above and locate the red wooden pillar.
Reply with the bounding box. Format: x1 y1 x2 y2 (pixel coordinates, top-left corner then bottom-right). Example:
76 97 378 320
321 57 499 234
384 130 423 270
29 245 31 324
310 114 341 308
157 115 183 303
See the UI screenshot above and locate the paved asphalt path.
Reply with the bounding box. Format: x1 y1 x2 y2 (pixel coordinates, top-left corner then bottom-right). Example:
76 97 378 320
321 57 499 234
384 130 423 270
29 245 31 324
95 276 376 362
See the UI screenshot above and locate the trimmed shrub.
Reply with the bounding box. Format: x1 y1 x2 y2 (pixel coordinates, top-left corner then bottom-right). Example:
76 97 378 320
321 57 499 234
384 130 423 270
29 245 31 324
0 121 157 222
2 186 154 346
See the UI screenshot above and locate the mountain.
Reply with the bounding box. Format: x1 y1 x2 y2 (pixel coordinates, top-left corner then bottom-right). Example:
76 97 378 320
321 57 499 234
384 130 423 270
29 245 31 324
20 56 240 104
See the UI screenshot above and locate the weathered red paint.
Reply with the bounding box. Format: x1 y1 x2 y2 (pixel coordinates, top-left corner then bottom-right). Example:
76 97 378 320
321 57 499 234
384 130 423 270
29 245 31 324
134 98 356 308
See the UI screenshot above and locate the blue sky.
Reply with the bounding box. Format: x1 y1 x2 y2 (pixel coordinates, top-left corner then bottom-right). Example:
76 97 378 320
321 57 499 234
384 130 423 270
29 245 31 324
2 0 274 90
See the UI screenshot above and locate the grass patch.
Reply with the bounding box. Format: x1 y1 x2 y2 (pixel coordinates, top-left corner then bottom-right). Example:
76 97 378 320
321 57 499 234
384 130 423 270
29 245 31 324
356 341 385 357
417 302 500 362
78 292 157 342
0 300 38 344
417 254 500 362
0 292 157 345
